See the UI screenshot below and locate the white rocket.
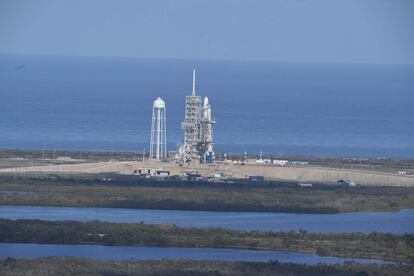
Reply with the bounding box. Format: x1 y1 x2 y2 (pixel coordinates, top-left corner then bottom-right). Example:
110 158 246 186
203 97 211 121
203 96 215 161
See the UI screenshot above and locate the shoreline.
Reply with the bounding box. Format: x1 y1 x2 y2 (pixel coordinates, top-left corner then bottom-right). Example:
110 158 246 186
0 219 412 263
1 257 411 276
2 147 414 162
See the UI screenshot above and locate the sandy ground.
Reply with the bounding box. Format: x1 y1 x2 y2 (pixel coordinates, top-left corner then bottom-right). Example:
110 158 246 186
1 159 413 186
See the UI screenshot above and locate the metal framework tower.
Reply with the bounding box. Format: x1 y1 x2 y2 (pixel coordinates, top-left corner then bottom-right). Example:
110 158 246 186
150 97 167 160
180 70 202 163
178 70 215 163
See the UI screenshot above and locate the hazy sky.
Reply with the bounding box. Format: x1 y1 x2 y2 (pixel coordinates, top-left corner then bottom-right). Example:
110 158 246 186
0 0 413 64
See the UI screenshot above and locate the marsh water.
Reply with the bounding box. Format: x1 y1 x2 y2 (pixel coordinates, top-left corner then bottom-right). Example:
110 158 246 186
0 243 394 264
1 205 413 234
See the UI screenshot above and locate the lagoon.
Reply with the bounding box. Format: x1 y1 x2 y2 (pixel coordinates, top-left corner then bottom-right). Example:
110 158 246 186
1 205 413 233
0 243 394 265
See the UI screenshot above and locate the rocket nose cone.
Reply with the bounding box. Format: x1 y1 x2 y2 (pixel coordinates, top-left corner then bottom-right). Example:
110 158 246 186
204 97 209 106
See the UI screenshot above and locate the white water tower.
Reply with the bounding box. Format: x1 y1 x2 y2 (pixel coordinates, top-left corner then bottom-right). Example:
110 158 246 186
150 97 167 160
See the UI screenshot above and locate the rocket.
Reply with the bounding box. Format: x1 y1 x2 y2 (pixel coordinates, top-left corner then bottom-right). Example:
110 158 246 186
203 97 211 121
203 96 214 161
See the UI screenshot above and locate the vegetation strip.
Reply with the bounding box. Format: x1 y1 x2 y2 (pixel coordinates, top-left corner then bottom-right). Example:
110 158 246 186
1 257 413 276
1 175 414 213
2 148 414 171
0 219 412 263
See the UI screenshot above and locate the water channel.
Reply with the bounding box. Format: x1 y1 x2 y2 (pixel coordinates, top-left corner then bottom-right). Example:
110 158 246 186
1 205 413 233
0 243 394 265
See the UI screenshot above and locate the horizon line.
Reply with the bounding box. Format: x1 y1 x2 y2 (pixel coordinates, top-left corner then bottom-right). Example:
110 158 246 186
0 52 413 67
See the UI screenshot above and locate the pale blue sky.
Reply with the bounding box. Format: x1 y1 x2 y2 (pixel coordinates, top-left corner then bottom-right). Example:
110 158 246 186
0 0 413 64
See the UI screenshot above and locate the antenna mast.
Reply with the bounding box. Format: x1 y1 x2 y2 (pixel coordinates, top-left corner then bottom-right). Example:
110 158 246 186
192 69 196 96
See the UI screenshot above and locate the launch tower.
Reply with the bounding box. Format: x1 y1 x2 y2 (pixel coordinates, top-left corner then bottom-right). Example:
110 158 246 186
178 70 215 163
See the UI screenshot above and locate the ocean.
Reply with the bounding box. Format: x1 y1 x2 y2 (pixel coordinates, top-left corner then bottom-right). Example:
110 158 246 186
0 54 413 158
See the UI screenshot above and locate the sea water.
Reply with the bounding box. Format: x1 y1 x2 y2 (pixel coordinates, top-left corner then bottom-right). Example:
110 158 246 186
1 54 413 158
